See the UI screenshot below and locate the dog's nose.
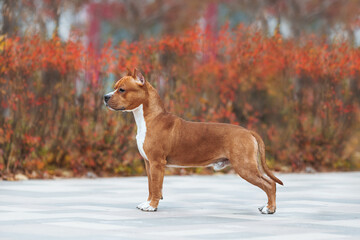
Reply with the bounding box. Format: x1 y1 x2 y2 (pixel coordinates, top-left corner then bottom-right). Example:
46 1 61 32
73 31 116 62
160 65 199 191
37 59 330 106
104 94 111 103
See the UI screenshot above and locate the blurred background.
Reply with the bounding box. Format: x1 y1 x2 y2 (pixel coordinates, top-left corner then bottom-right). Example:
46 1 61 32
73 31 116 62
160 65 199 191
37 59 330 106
1 0 359 180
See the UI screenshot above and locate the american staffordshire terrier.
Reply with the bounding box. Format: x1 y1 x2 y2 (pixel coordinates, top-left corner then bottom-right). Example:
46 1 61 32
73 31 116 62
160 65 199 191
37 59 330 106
104 68 283 214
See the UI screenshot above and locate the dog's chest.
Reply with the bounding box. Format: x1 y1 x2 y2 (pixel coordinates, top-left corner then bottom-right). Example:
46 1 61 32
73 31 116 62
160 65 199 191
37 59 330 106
132 104 148 160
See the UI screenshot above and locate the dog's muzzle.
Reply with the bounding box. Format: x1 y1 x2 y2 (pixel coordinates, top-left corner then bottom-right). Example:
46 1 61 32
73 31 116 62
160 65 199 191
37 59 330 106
103 93 125 111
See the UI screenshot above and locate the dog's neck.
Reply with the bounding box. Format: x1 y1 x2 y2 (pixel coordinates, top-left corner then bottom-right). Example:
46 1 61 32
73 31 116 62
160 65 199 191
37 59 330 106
142 82 166 119
131 83 165 127
131 83 165 160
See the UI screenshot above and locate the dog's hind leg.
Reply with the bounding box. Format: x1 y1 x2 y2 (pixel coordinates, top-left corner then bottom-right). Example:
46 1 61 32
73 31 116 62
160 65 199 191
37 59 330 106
230 149 277 214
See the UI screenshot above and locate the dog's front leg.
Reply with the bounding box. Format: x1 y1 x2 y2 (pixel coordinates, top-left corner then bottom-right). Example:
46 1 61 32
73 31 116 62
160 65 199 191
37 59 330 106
137 156 166 212
144 160 152 201
149 159 166 210
136 160 153 210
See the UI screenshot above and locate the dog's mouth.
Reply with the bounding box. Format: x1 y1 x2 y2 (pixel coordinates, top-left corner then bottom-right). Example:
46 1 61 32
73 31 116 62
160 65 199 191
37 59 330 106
105 103 126 112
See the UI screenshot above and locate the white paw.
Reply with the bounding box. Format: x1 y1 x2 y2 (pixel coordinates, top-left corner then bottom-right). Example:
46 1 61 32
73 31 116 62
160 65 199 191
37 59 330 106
137 201 150 209
136 201 157 212
258 205 275 214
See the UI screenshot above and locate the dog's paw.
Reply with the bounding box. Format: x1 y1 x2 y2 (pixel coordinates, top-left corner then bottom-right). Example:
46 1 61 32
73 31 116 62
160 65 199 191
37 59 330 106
258 205 275 214
136 201 157 212
137 201 150 209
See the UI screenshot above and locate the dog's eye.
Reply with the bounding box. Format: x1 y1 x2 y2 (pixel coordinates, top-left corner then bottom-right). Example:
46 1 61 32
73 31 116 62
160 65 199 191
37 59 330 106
118 88 125 93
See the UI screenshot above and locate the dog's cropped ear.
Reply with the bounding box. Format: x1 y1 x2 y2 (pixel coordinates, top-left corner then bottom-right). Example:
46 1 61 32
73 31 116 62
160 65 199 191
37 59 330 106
126 67 132 76
133 68 145 86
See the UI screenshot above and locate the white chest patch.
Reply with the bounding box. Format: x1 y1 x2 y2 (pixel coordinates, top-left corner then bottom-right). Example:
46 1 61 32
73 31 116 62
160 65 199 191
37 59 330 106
132 104 148 160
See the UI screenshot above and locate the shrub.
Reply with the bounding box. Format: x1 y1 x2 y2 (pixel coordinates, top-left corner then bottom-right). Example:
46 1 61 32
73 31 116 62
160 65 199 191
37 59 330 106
0 25 359 178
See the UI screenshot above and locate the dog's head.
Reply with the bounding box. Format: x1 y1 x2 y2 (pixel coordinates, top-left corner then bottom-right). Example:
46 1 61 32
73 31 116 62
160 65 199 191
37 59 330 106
104 68 147 111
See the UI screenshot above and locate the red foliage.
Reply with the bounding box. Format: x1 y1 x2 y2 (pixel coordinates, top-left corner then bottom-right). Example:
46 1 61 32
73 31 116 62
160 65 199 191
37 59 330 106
0 25 359 178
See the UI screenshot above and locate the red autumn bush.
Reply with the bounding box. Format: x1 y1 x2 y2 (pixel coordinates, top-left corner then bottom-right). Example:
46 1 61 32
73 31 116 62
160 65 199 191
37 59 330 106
0 25 359 178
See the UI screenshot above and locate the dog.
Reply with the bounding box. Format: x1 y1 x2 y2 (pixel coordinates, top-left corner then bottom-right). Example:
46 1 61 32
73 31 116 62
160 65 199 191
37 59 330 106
104 68 283 214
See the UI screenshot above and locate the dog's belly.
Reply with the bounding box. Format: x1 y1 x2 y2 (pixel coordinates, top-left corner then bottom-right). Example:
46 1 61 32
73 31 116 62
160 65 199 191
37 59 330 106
166 158 230 171
166 148 227 167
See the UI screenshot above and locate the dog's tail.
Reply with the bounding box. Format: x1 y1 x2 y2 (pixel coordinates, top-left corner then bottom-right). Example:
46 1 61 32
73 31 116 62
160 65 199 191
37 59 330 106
250 131 283 185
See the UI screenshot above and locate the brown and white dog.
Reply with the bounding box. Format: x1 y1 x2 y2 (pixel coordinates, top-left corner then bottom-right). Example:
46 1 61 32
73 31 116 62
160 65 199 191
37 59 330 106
104 68 283 214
